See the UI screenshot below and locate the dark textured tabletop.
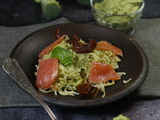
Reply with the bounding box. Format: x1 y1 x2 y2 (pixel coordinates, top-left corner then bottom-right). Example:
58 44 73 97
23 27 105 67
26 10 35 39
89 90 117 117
0 0 160 120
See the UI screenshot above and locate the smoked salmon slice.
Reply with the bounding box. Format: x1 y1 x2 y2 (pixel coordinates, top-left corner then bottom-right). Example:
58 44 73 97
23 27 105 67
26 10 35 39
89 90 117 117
88 62 121 83
95 41 123 57
36 58 58 89
39 35 65 58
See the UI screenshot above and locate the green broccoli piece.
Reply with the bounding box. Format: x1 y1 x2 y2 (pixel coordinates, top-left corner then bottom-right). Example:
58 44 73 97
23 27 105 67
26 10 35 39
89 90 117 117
35 0 61 20
34 0 41 3
113 114 130 120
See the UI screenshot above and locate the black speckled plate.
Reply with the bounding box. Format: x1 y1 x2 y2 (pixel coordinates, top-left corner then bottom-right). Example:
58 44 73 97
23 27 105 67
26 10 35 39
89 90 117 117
10 23 148 107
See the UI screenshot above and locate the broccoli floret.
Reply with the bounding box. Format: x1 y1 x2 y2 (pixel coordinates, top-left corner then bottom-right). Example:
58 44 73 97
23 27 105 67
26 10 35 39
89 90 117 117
35 0 61 20
34 0 41 3
113 114 130 120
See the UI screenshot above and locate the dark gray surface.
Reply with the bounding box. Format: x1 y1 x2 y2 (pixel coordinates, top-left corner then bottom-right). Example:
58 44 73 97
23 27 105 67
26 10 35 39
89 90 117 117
0 17 160 108
132 19 160 97
0 98 160 120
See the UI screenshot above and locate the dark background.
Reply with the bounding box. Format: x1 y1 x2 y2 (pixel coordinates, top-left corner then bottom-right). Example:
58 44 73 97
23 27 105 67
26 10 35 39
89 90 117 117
0 0 160 26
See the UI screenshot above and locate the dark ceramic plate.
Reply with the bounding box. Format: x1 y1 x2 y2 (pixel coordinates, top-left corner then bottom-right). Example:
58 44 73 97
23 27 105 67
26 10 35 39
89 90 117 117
10 23 148 107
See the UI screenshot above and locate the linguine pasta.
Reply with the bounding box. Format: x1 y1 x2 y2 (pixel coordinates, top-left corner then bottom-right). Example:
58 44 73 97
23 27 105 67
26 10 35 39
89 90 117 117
36 36 123 97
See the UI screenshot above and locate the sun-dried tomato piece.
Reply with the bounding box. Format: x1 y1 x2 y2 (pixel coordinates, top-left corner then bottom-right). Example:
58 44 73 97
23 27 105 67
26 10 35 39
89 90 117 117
77 83 99 98
55 29 60 39
72 34 97 53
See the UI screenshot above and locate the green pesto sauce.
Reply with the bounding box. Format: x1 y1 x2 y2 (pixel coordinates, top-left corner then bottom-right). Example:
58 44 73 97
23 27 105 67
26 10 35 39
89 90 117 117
93 0 143 32
113 114 130 120
95 0 142 15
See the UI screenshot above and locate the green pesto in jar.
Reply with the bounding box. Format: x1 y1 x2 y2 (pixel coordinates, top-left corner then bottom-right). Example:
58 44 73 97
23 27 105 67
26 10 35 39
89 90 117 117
93 0 143 33
95 0 142 15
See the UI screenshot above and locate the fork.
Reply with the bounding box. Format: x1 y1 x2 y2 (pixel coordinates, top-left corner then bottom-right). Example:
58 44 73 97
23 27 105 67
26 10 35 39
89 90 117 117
2 58 57 120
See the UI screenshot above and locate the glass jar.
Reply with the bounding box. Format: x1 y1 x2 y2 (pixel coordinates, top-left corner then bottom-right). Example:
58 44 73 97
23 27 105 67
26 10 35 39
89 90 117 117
90 0 145 35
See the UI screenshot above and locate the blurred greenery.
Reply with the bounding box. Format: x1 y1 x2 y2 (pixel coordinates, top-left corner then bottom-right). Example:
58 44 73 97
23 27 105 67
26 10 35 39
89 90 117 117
35 0 61 20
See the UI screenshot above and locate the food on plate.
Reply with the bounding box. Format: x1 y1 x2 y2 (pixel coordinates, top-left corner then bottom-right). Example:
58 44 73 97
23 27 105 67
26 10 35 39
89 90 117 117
35 30 124 98
96 41 123 57
77 83 99 98
39 35 65 58
36 58 58 89
88 62 121 83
